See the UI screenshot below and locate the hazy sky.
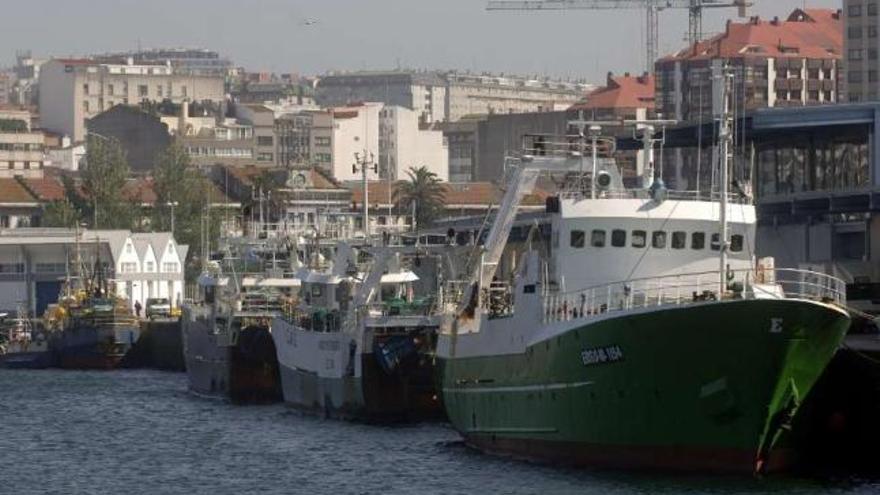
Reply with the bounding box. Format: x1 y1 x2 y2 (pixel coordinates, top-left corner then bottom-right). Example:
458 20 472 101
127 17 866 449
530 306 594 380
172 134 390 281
3 0 841 83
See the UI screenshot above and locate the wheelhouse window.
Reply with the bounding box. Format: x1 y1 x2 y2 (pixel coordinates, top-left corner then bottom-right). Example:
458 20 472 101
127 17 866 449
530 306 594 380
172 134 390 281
591 230 606 248
652 231 667 249
711 233 721 251
632 230 646 248
692 232 705 250
671 231 687 250
611 229 626 247
731 235 744 253
570 230 585 248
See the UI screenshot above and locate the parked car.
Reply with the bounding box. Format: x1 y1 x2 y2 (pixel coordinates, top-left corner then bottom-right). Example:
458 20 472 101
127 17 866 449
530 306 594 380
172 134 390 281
145 298 172 320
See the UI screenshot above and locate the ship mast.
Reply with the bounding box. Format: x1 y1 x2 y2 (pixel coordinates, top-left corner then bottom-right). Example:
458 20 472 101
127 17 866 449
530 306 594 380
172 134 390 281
717 69 734 296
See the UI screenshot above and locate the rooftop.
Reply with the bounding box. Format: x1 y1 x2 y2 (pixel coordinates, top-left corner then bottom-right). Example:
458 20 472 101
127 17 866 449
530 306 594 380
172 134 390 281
570 73 655 111
660 8 842 63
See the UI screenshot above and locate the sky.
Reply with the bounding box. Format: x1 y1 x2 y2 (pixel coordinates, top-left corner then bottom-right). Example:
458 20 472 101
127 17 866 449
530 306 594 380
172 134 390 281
3 0 841 83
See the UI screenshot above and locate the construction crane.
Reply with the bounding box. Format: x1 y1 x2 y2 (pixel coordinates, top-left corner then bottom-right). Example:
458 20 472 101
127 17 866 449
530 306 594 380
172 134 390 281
486 0 751 73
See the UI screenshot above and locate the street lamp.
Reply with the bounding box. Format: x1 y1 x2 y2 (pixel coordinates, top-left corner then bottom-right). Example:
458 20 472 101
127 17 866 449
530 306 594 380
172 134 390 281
166 201 179 235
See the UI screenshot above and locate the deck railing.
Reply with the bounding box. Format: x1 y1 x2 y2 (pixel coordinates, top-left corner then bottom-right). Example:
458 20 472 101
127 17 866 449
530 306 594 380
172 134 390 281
541 268 846 325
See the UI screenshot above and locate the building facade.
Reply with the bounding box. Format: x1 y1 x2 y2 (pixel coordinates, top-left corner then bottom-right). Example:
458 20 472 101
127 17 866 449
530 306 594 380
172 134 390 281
844 0 880 101
0 130 51 179
444 72 587 122
656 9 842 122
316 70 590 124
378 106 449 181
86 105 172 172
0 229 185 316
316 71 447 123
39 58 225 141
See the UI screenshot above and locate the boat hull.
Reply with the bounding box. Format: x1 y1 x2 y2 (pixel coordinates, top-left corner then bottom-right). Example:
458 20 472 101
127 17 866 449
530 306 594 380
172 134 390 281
56 324 140 370
273 319 441 422
439 298 850 473
182 312 281 404
0 350 56 369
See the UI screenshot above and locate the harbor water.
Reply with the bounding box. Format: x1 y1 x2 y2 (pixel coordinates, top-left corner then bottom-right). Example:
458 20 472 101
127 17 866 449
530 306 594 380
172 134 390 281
1 369 879 495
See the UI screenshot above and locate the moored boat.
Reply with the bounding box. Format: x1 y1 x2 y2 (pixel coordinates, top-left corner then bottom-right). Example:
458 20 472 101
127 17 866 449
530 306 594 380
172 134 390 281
272 242 452 422
436 80 850 473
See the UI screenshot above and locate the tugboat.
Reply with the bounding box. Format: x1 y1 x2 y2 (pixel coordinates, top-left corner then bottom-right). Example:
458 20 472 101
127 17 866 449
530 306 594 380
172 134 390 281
272 240 453 422
182 236 298 403
436 74 850 473
0 305 56 369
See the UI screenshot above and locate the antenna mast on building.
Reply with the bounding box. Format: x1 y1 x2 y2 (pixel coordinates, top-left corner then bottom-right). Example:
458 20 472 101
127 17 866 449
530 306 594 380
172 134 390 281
353 152 377 239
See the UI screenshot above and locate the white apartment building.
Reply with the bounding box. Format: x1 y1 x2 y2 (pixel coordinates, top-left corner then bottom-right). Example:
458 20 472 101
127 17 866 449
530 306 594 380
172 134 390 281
379 106 449 181
324 103 382 182
0 229 186 316
444 73 587 122
39 58 225 141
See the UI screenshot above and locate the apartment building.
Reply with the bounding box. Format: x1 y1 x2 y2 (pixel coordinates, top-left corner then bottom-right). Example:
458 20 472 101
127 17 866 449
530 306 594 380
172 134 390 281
656 9 842 122
39 58 225 141
444 72 587 122
378 106 448 182
0 131 50 179
844 0 880 101
316 70 590 124
317 71 446 123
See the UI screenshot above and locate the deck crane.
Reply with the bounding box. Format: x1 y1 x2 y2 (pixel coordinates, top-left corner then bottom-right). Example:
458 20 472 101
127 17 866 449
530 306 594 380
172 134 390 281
486 0 752 73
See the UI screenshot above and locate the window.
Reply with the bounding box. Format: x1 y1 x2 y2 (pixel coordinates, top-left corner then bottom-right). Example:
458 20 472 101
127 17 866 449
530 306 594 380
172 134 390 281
652 231 667 249
691 232 705 250
632 230 646 248
162 262 179 273
871 48 879 60
0 263 24 274
850 71 864 83
850 49 864 61
849 26 863 39
671 231 687 250
181 85 188 97
138 84 148 97
870 2 878 15
257 152 274 162
315 136 331 146
711 233 721 251
731 235 744 253
83 83 89 95
145 261 154 272
120 262 138 273
570 230 585 248
108 83 115 95
850 4 863 16
871 26 879 38
157 85 163 97
257 136 274 146
83 100 90 112
591 230 606 248
611 229 626 247
126 244 133 253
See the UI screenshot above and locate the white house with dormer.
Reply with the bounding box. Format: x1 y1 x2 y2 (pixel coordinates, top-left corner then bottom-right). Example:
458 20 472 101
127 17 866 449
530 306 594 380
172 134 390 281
0 228 186 317
113 232 187 313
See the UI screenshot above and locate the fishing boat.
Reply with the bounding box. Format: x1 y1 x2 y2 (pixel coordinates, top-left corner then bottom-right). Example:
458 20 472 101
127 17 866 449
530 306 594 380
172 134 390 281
271 240 453 422
0 306 56 369
44 239 140 370
436 74 850 473
182 236 298 403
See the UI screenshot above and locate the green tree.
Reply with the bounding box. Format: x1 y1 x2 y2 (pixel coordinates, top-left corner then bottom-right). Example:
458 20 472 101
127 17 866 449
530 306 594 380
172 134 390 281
80 134 136 229
393 166 446 230
153 143 221 280
41 197 81 228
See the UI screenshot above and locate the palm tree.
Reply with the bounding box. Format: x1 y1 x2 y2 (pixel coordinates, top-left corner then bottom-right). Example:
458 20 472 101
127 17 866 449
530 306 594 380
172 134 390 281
393 166 446 230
